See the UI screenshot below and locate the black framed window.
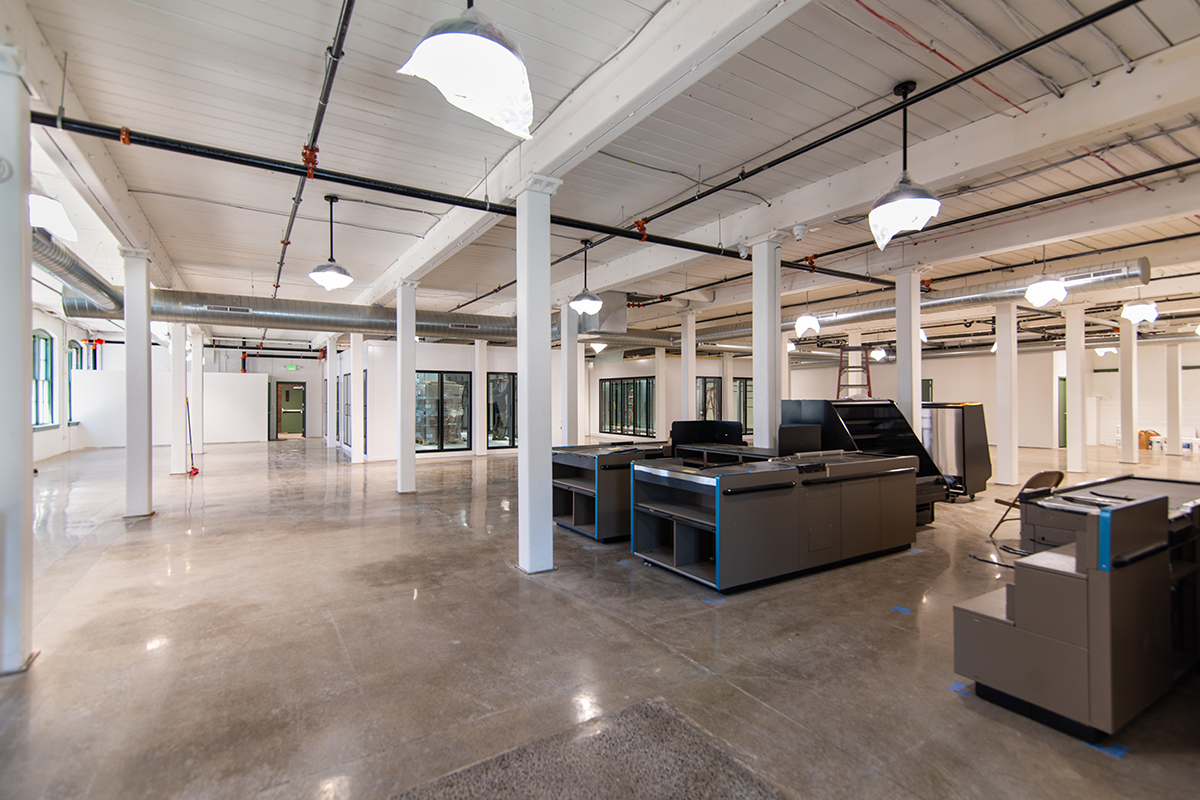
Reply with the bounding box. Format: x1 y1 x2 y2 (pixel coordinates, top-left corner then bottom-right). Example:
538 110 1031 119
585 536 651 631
32 330 54 426
696 377 721 421
67 340 83 422
487 372 517 448
598 377 655 437
416 371 471 451
733 377 753 435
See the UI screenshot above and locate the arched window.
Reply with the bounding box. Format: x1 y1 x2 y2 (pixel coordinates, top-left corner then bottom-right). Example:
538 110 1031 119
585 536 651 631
32 330 54 426
68 340 84 422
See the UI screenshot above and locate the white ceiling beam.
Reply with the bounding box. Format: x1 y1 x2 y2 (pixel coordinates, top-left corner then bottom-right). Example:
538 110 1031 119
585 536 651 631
353 0 818 307
1 0 185 290
514 38 1200 313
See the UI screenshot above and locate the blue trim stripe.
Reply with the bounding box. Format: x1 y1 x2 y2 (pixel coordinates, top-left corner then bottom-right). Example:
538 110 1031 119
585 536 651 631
715 476 721 590
1098 508 1112 572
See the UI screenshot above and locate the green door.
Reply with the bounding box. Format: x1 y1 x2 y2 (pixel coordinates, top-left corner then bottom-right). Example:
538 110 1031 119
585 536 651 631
279 383 305 435
1058 377 1067 448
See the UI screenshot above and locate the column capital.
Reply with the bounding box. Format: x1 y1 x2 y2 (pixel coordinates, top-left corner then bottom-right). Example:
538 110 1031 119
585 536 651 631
515 174 563 198
399 279 419 290
744 230 790 247
119 246 150 260
892 264 933 276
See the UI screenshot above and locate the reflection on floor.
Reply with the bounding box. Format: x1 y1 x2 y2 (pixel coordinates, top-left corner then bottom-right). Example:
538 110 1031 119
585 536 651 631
2 441 1198 799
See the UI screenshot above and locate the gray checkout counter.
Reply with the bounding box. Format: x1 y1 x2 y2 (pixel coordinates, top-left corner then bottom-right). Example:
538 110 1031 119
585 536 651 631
955 476 1200 741
552 443 669 542
631 450 917 591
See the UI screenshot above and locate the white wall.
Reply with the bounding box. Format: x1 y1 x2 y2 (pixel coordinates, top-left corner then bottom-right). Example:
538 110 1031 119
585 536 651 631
70 371 173 449
204 373 268 443
1091 342 1200 445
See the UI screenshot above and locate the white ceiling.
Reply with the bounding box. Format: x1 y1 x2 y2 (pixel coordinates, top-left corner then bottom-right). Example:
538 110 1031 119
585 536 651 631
16 0 1200 345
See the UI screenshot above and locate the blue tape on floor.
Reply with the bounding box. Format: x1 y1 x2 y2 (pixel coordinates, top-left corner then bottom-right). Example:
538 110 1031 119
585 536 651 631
582 546 598 550
909 548 923 554
702 597 725 604
891 605 912 615
948 681 971 697
617 560 629 566
1088 742 1128 759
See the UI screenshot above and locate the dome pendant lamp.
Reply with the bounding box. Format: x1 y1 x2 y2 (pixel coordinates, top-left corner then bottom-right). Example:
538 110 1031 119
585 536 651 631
1024 246 1068 307
869 81 941 251
398 0 533 140
309 195 354 292
569 240 603 317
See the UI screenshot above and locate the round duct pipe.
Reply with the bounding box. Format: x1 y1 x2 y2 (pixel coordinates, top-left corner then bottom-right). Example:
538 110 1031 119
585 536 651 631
693 258 1151 342
32 229 124 312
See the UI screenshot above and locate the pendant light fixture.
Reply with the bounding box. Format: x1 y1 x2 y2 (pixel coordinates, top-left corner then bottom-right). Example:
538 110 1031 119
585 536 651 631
590 342 607 353
794 291 820 337
569 240 603 316
309 195 354 291
398 0 533 139
870 347 887 362
1024 246 1068 307
869 81 941 251
28 193 77 241
919 328 928 343
1095 347 1118 356
1120 289 1158 324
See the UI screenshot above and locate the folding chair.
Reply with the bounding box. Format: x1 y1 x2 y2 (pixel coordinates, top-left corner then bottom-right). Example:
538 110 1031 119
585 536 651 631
988 470 1064 540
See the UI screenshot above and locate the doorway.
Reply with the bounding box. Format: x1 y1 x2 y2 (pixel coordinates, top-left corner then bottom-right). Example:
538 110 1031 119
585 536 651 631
277 382 306 437
1058 377 1067 448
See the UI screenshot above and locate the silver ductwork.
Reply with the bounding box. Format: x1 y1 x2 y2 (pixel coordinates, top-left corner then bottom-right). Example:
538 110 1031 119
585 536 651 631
32 228 124 312
62 287 521 340
695 258 1152 342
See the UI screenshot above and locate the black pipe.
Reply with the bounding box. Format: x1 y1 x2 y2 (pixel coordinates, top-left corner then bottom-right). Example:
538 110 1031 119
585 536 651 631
270 0 356 300
33 111 892 294
640 0 1144 226
636 155 1200 308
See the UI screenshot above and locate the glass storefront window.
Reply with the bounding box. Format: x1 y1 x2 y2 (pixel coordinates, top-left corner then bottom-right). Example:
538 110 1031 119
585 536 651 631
598 377 655 437
734 377 753 435
696 377 721 421
416 371 472 451
487 372 517 448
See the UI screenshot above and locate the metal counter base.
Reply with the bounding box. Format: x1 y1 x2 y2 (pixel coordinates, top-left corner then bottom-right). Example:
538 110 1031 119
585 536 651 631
637 542 912 593
974 683 1106 744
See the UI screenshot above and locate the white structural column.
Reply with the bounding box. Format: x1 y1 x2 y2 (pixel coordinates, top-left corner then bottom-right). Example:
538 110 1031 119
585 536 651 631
1119 318 1139 464
681 312 697 420
995 303 1020 485
560 305 579 445
895 267 923 427
577 342 588 440
1064 305 1087 473
750 232 787 450
350 332 365 464
654 347 668 438
1167 343 1182 457
169 324 188 474
473 338 488 457
123 246 153 516
325 342 337 446
721 353 734 424
780 332 792 400
0 44 33 674
397 281 417 490
189 328 204 454
516 175 562 574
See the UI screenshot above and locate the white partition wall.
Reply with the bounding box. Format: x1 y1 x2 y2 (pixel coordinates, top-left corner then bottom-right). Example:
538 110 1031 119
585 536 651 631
681 312 697 420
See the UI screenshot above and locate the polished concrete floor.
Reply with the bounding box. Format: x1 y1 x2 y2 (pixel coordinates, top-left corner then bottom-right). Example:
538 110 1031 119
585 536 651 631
3 441 1199 799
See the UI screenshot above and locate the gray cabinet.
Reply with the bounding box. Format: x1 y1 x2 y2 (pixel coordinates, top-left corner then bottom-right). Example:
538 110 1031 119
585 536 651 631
552 444 668 542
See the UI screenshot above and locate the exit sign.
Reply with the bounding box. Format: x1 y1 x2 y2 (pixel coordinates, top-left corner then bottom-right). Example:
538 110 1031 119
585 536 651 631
286 364 297 370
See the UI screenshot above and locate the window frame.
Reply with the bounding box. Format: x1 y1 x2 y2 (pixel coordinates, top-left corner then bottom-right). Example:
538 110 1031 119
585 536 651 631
32 330 55 427
696 376 721 421
67 340 83 423
733 376 753 435
597 376 655 437
486 372 517 449
415 370 472 452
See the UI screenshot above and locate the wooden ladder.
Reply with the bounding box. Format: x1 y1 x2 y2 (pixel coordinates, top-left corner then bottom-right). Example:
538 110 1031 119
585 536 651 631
835 347 872 399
